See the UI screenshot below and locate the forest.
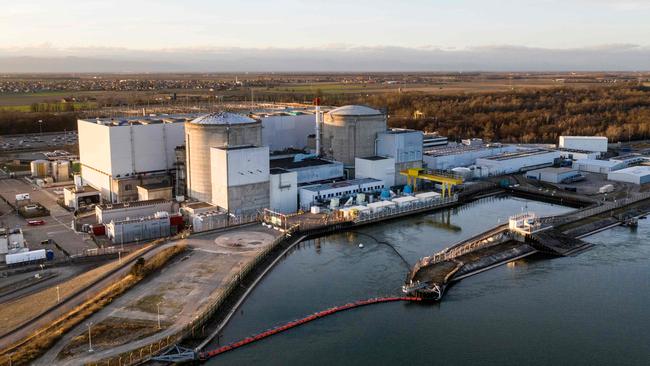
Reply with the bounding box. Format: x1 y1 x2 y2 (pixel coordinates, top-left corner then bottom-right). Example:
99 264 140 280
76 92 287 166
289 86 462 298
351 85 650 143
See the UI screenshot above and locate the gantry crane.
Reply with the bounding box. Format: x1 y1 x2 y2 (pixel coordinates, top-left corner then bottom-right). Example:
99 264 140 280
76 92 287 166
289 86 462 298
400 168 464 198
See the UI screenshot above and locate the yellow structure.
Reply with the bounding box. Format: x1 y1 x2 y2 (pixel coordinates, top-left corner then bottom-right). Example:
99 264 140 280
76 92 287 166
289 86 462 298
400 168 463 198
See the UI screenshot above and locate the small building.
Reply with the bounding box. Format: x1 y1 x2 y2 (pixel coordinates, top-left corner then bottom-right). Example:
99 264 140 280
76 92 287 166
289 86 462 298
137 183 173 201
355 156 395 188
63 186 101 211
299 178 384 209
573 159 626 174
338 205 370 220
366 200 396 213
475 149 561 175
559 136 608 153
106 212 171 244
556 148 600 161
509 212 542 235
269 156 344 184
525 167 581 184
269 168 298 214
422 133 448 150
0 228 26 263
607 166 650 185
96 199 175 224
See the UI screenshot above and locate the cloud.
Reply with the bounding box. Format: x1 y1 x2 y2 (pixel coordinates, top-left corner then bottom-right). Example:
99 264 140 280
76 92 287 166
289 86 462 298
0 44 649 72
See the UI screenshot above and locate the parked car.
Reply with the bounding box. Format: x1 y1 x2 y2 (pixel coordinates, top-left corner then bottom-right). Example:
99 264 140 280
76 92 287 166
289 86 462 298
27 219 46 226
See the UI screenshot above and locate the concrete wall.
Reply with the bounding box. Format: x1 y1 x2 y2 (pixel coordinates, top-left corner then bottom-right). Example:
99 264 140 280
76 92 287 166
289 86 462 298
376 130 423 164
186 121 262 203
210 146 270 213
355 157 395 187
137 186 173 201
261 114 315 152
292 162 344 184
270 171 298 214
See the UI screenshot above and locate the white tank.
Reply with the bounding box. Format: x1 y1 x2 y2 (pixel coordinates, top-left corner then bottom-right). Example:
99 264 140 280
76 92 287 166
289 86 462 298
185 112 262 203
30 160 49 178
322 105 386 166
51 160 71 182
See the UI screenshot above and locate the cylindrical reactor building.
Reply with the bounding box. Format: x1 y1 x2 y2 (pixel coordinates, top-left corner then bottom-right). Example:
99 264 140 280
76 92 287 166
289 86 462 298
185 112 262 203
321 105 387 167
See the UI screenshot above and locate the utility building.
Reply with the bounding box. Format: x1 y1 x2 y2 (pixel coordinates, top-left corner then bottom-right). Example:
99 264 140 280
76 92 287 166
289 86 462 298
210 145 270 215
559 136 608 153
376 129 423 186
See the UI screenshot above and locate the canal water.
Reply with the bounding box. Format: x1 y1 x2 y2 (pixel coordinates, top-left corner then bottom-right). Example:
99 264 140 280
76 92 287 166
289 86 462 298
206 195 650 365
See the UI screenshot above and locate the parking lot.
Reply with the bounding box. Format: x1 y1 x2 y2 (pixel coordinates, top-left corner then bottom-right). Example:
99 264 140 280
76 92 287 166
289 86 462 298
0 178 96 258
0 131 77 151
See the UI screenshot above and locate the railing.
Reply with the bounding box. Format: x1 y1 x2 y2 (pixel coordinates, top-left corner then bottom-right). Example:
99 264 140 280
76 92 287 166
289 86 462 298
87 226 297 366
354 195 459 224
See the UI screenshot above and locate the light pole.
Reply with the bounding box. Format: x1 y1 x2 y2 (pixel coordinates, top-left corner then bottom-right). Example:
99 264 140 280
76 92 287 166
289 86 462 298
56 285 60 303
157 302 162 329
38 120 43 135
86 322 93 353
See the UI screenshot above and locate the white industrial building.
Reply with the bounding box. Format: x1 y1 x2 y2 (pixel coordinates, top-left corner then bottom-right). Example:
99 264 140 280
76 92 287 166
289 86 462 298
609 154 649 166
210 145 270 215
573 159 626 174
559 136 608 153
475 149 561 175
607 166 650 185
525 167 582 184
106 212 171 244
424 142 518 171
269 156 344 184
355 156 396 187
78 115 191 202
376 129 423 186
299 178 385 209
423 133 448 150
269 168 298 214
556 148 600 161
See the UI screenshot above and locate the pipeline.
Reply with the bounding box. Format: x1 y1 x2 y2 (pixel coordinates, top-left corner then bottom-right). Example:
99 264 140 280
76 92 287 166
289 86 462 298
198 296 422 361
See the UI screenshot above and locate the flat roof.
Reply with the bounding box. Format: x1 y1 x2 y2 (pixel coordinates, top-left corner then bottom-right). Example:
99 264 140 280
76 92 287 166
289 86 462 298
359 156 390 161
575 159 622 167
80 114 200 126
424 143 493 157
184 201 214 209
215 144 258 151
482 149 554 161
138 183 171 191
381 128 419 135
556 147 598 154
270 157 340 170
270 168 291 175
609 166 650 176
561 136 607 140
97 198 170 211
301 178 383 193
527 167 577 174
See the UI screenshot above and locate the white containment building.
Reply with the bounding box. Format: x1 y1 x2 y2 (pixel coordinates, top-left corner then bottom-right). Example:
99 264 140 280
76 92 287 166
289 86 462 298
185 112 262 203
321 105 387 168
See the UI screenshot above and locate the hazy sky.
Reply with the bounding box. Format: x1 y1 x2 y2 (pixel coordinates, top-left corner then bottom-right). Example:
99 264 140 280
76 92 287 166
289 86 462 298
2 0 649 50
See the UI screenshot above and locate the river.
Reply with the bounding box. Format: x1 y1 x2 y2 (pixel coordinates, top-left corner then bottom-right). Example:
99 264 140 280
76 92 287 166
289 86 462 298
205 195 650 365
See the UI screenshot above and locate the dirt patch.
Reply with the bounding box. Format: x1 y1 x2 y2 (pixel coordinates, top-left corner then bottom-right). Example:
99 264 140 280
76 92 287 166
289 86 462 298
56 317 168 360
129 294 164 314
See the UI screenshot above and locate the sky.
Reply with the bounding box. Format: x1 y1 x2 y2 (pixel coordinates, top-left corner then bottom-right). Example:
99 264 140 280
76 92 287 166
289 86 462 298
1 0 649 71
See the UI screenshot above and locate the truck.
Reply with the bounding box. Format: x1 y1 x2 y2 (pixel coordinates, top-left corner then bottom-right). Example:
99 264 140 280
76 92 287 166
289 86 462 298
5 249 51 265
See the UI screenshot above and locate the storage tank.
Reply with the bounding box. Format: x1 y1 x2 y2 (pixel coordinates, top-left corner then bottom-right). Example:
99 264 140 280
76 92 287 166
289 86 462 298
30 160 49 178
185 112 262 203
321 105 387 167
51 160 71 182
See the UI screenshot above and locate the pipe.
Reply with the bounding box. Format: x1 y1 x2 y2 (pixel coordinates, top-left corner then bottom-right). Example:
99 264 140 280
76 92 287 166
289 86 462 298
315 103 321 156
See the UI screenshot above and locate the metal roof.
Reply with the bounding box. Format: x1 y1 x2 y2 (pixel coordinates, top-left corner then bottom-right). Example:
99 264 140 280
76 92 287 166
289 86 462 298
190 112 257 125
327 105 382 116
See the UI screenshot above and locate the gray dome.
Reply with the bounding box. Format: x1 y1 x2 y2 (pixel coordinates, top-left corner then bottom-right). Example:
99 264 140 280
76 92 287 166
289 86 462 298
327 105 383 117
190 112 257 125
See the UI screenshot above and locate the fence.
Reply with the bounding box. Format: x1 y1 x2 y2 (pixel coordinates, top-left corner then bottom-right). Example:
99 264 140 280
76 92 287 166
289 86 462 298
87 227 296 366
354 195 459 224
